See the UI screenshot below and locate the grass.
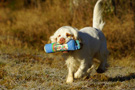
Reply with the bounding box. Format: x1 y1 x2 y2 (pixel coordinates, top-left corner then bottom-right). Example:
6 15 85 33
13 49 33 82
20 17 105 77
0 2 134 57
0 0 135 89
0 51 135 89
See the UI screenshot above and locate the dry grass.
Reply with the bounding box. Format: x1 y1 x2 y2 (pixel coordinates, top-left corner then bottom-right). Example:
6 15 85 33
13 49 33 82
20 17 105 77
104 13 135 57
0 1 134 57
0 0 135 89
0 51 135 89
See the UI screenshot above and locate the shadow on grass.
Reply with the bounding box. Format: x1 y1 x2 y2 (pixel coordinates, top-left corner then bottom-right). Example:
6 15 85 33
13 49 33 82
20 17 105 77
108 73 135 82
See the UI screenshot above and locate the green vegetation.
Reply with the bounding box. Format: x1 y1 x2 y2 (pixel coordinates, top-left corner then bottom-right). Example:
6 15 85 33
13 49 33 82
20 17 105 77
0 0 135 89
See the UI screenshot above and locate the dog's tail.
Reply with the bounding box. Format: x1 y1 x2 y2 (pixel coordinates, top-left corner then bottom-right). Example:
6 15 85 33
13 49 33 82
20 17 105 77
93 0 105 31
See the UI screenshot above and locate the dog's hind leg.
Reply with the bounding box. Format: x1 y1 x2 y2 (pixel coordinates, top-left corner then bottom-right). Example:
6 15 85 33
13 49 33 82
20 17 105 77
96 56 107 73
96 42 109 73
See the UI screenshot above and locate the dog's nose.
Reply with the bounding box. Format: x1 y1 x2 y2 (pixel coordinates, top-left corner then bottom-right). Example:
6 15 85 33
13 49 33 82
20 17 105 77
59 38 65 44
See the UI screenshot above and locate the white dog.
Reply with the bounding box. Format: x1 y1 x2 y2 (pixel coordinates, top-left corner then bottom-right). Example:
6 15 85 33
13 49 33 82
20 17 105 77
50 0 109 83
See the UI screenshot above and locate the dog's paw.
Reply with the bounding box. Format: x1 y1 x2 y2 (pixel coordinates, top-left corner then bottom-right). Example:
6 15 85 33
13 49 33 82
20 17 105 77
66 76 73 84
96 68 105 73
74 71 82 79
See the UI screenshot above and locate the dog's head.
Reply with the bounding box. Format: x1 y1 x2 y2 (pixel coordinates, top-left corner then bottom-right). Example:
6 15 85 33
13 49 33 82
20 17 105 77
50 26 78 44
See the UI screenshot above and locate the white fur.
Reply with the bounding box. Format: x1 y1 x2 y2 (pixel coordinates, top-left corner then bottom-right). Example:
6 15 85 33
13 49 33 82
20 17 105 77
50 26 78 44
49 0 109 83
93 0 105 30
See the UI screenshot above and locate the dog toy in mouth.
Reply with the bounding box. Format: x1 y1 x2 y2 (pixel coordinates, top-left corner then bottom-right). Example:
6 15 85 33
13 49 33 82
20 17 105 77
44 40 81 53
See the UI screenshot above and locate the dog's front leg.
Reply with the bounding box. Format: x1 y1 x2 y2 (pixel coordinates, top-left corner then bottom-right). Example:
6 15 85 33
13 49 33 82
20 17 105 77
74 58 92 79
66 67 74 83
66 57 76 83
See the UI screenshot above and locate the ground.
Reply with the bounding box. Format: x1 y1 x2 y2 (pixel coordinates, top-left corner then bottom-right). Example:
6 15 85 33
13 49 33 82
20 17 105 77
0 47 135 90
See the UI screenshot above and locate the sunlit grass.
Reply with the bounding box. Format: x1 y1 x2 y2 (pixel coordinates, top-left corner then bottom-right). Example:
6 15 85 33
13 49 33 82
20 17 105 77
0 0 135 89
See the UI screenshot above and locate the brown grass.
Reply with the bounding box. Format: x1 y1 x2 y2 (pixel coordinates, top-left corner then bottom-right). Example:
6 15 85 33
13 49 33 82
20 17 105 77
0 1 134 57
104 13 135 57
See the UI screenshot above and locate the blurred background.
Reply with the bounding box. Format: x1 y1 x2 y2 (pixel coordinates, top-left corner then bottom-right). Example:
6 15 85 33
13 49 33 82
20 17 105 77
0 0 135 58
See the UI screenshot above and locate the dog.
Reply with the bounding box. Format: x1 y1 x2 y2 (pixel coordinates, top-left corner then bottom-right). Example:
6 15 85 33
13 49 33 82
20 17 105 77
50 0 109 83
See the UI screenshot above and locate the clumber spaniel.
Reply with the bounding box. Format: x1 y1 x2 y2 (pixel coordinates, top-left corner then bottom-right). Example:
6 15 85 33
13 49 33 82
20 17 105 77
50 0 109 83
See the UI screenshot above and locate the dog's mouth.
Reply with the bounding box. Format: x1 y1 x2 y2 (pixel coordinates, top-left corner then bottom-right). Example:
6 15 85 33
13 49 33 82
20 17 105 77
63 51 68 53
59 41 69 44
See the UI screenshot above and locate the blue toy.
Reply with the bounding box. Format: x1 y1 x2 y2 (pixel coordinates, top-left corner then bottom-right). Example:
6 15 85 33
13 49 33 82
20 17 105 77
44 40 81 53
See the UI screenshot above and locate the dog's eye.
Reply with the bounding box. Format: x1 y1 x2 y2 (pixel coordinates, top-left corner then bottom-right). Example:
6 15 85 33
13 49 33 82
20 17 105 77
66 33 73 37
58 35 61 37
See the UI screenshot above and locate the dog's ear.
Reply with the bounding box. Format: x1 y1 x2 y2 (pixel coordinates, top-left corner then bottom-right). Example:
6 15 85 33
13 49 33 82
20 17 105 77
72 28 79 40
50 35 57 43
73 35 77 40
